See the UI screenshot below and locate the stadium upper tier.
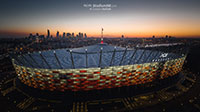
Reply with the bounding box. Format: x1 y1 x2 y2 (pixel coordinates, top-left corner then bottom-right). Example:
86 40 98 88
14 43 181 69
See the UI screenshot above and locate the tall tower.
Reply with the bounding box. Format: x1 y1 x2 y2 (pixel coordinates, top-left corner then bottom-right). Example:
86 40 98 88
47 29 50 38
101 28 103 38
56 31 59 38
101 28 104 44
63 32 65 38
84 33 87 39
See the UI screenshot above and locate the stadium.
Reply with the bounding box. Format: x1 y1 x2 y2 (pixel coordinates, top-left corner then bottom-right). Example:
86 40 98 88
11 39 187 94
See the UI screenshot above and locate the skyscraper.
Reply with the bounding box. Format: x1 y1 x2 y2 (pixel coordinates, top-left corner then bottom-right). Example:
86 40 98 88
121 35 124 39
56 31 59 38
29 33 33 38
47 29 50 38
79 32 83 39
36 33 39 37
67 33 71 37
84 33 87 39
63 32 65 38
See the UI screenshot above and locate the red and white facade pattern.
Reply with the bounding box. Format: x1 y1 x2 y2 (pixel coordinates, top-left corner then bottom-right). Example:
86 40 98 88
12 57 186 92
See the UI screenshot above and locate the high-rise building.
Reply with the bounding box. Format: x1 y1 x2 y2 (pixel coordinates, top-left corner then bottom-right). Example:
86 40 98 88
84 33 87 39
79 32 83 39
76 34 79 39
67 33 71 37
72 33 74 37
47 29 50 38
29 33 33 38
36 33 39 37
122 35 124 39
56 31 59 38
63 32 65 38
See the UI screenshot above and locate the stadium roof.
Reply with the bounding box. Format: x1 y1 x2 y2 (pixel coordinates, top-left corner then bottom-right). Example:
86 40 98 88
14 43 180 69
72 43 126 53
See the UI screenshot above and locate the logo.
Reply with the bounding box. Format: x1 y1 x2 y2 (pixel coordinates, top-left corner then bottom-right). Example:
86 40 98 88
160 53 168 58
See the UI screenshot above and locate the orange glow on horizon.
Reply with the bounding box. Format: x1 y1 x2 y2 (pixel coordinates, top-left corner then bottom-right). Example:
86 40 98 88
1 20 200 38
0 29 200 38
1 0 200 38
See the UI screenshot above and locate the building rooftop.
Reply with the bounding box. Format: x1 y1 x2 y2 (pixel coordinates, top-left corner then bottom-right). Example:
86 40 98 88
14 43 180 69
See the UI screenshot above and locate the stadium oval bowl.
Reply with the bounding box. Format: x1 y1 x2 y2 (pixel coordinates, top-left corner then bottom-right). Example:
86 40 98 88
12 43 187 91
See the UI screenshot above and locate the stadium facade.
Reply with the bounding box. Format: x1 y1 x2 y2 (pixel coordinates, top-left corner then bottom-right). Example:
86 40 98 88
11 43 187 92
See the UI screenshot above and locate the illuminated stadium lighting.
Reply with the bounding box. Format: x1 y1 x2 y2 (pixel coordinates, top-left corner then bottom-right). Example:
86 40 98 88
11 42 188 92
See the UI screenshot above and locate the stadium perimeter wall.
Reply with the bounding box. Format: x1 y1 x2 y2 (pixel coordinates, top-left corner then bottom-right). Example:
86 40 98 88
12 56 186 91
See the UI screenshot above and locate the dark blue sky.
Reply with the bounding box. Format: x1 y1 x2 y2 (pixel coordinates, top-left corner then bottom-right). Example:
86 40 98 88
0 0 200 37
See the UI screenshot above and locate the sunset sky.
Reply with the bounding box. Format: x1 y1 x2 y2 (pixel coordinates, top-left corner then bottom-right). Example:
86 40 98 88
0 0 200 38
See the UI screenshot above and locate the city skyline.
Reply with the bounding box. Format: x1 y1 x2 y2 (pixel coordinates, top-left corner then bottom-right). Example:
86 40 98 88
0 0 200 38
